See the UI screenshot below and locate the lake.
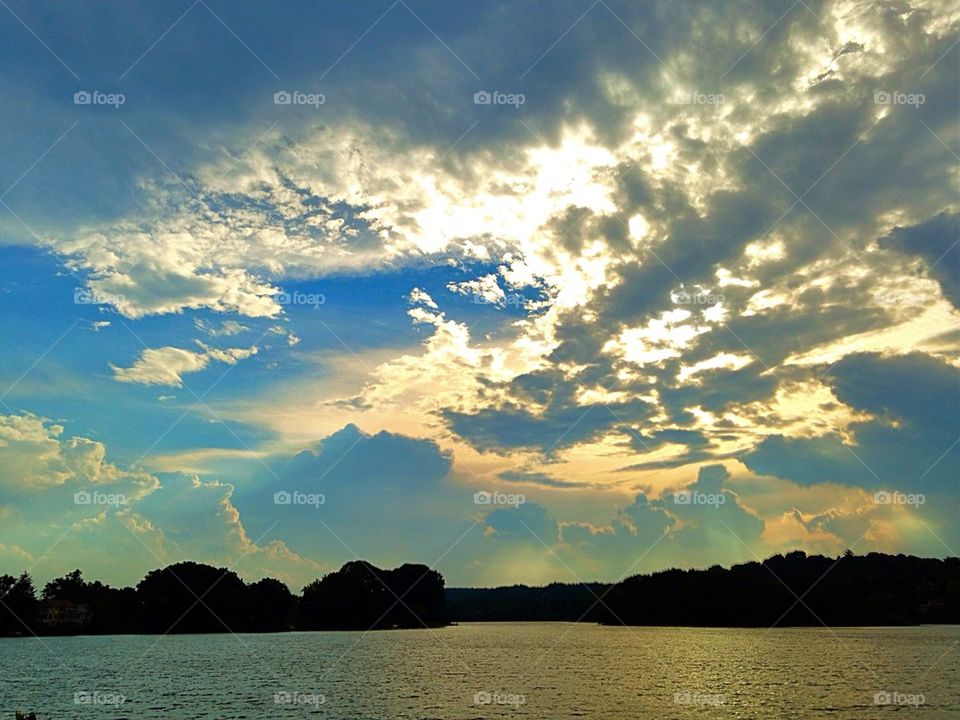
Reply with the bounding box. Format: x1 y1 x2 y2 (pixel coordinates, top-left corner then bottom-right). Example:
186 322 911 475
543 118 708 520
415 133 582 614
1 623 957 718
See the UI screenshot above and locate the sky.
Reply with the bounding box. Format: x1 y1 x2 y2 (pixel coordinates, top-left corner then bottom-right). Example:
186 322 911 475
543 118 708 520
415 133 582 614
0 0 957 591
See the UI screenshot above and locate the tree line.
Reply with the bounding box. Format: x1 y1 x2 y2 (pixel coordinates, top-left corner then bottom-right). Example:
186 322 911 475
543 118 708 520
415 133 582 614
2 551 958 635
0 560 445 636
447 551 960 626
598 551 960 626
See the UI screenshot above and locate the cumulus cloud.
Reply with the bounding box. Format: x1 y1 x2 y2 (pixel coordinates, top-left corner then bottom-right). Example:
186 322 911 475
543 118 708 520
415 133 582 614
27 0 958 486
0 413 322 588
559 465 765 578
0 414 157 494
124 473 326 588
408 287 438 309
447 273 506 306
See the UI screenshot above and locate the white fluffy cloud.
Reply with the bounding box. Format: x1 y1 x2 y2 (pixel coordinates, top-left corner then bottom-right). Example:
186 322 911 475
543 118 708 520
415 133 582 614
447 273 506 306
0 413 323 588
111 344 258 387
0 414 157 493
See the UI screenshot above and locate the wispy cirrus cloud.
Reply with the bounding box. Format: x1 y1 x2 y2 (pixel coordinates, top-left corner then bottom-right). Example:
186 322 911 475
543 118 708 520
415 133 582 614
111 344 258 387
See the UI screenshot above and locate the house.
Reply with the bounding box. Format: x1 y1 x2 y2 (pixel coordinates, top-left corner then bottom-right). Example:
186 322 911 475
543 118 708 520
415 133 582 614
36 598 93 628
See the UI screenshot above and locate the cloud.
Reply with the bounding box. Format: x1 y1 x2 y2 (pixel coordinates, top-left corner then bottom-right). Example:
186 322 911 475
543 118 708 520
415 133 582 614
483 502 559 545
498 470 582 489
194 318 249 337
408 287 438 309
560 464 766 577
0 412 321 588
743 352 960 492
0 414 157 494
444 397 650 454
16 1 955 484
111 344 258 387
880 212 959 309
231 423 465 566
447 273 506 306
0 0 957 586
124 473 326 588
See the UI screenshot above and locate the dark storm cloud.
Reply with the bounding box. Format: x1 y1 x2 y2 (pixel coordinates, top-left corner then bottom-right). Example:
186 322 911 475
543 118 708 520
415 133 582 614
880 212 959 308
743 353 960 490
443 395 653 454
484 502 559 544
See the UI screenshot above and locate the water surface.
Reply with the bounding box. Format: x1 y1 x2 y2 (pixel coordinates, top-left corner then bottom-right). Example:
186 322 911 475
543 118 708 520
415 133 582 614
1 623 957 718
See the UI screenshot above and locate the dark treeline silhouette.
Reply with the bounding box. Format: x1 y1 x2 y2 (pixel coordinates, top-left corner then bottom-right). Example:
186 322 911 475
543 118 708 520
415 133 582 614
598 551 960 627
449 552 960 626
136 563 297 633
0 561 444 636
300 561 445 630
2 552 958 635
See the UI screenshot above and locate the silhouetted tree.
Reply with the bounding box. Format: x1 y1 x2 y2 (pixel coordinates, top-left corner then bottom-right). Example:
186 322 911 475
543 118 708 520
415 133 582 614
42 569 85 600
0 573 38 636
244 577 296 631
387 564 446 628
300 561 446 630
137 562 247 633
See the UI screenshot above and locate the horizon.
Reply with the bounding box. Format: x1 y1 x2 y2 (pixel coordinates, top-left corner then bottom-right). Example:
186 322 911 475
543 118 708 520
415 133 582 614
8 550 958 634
1 2 958 718
7 547 957 595
0 0 958 600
